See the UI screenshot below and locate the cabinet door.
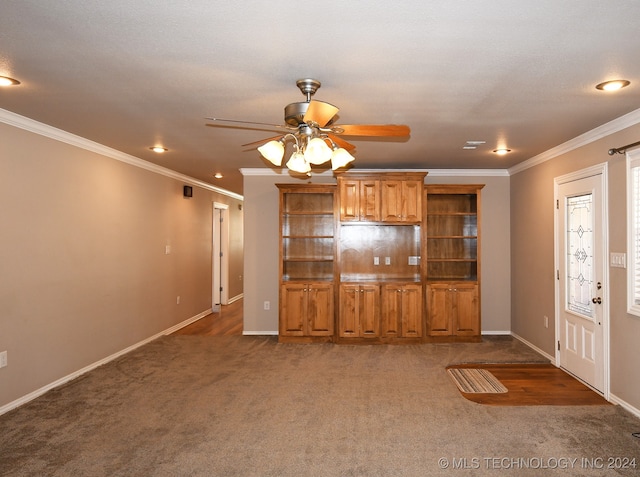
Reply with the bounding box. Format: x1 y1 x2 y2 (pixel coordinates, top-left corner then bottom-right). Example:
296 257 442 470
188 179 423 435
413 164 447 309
359 284 381 337
280 284 306 336
359 180 380 221
381 180 423 223
307 283 334 336
427 284 453 336
402 180 423 222
339 180 360 221
381 284 401 337
339 284 360 337
339 284 380 338
453 283 479 336
401 284 422 337
380 181 402 222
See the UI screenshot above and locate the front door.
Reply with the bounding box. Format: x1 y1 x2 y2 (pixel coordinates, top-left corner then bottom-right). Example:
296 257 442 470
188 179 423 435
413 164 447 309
556 168 607 393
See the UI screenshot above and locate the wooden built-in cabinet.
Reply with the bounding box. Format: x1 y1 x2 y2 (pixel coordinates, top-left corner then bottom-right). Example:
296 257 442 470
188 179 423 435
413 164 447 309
381 283 423 339
380 180 423 223
277 176 483 343
277 184 336 342
426 283 479 337
424 184 483 342
280 282 334 338
339 178 380 222
339 173 422 223
339 284 380 338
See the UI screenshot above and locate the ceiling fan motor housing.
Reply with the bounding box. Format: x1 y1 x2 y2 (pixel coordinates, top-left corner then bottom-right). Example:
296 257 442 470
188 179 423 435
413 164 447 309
284 102 310 126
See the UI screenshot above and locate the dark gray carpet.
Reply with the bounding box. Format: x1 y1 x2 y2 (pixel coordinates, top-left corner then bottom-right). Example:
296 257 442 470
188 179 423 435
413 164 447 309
1 336 639 476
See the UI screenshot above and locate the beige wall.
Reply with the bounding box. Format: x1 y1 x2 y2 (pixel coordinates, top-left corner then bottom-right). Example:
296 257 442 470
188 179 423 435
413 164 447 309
242 170 511 334
511 121 640 411
0 121 243 409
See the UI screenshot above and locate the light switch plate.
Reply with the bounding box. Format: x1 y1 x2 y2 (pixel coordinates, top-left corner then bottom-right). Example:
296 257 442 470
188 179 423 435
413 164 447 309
610 252 626 268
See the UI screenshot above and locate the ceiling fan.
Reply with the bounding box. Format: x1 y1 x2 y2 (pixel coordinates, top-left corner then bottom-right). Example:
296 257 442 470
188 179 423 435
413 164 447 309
206 79 411 174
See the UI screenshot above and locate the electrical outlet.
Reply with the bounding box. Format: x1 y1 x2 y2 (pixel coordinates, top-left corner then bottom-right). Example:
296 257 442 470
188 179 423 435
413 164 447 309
264 301 270 310
385 257 391 265
373 256 380 266
544 316 549 328
176 296 181 305
0 351 7 368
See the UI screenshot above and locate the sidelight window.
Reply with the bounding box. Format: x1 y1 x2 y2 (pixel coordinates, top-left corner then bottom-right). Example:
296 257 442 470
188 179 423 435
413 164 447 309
627 149 640 315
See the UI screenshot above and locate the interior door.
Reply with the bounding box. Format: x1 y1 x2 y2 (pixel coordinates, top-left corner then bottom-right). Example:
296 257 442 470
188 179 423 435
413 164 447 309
557 173 606 393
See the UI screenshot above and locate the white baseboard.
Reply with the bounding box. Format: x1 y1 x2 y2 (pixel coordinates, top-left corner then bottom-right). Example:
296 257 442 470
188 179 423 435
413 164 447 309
243 330 278 336
482 330 511 335
511 331 556 364
608 393 640 420
227 293 243 304
0 309 212 416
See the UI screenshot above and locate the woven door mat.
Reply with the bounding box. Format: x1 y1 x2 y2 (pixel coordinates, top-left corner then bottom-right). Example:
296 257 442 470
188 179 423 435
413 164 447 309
447 367 508 393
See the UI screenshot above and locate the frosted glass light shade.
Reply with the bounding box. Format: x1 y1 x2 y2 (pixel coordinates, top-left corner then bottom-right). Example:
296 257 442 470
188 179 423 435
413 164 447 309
258 140 285 166
286 151 311 174
304 137 332 165
331 148 355 170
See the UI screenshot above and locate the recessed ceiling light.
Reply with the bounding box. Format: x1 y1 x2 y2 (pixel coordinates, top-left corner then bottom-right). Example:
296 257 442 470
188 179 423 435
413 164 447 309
0 76 20 86
595 79 630 91
214 173 223 179
493 148 511 155
150 146 168 153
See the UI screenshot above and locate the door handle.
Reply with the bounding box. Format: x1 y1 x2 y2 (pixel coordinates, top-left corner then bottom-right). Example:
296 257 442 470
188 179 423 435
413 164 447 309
591 297 602 304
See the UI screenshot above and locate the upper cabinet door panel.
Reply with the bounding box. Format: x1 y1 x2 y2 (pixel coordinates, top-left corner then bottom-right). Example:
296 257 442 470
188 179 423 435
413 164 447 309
381 180 422 223
339 180 360 221
359 180 380 221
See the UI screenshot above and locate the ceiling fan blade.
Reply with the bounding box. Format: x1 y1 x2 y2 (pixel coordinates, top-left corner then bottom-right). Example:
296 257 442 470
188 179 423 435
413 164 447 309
303 100 339 127
206 117 288 129
327 134 356 152
241 135 284 148
335 124 411 137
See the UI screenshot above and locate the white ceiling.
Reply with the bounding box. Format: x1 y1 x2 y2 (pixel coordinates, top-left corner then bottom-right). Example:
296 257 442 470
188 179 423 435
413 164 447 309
2 1 640 195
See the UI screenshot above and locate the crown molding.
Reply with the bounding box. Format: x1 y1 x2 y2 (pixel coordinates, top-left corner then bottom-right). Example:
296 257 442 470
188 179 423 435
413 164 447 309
239 167 509 177
509 107 640 175
0 108 243 201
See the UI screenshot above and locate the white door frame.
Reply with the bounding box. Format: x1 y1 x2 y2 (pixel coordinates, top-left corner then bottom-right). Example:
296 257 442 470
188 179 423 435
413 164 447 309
554 163 610 399
213 202 230 312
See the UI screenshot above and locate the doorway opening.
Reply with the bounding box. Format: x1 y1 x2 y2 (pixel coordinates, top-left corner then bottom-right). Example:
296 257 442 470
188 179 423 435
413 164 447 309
213 202 229 312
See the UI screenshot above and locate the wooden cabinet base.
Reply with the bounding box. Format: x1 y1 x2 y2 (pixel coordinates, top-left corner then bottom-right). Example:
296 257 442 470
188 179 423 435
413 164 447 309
277 335 482 344
422 335 482 343
278 335 334 344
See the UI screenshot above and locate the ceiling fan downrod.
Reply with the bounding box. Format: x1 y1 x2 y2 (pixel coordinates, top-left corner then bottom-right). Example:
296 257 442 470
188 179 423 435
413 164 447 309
296 78 321 102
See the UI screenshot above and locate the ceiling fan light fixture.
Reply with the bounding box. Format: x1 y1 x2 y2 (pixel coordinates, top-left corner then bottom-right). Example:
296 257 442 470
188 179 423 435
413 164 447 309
330 147 355 170
258 139 285 166
0 76 20 86
286 151 311 174
304 137 333 165
595 79 630 91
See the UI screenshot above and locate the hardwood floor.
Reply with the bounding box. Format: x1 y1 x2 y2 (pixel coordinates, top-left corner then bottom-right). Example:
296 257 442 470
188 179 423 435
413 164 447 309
173 299 243 336
447 363 610 406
